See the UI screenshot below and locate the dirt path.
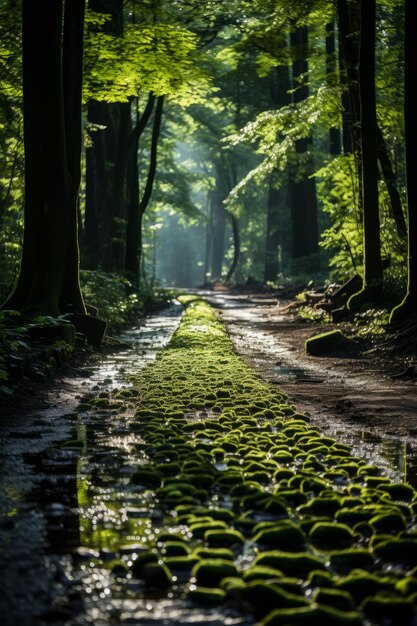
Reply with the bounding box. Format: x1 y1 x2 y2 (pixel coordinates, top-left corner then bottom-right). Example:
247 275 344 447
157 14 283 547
206 292 417 485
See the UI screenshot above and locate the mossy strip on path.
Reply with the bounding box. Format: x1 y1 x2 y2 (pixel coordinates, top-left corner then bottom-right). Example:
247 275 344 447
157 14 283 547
79 296 417 625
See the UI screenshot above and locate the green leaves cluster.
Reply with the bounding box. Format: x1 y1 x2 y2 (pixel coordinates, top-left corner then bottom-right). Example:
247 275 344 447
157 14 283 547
84 18 212 105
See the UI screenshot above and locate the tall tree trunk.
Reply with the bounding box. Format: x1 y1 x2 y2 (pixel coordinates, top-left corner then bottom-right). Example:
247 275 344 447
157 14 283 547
349 0 382 308
125 95 164 287
264 183 282 283
125 93 156 284
2 0 85 317
110 101 131 271
226 214 240 283
376 124 407 237
289 26 320 272
390 0 417 321
84 100 109 269
326 21 342 155
337 0 363 222
264 64 291 283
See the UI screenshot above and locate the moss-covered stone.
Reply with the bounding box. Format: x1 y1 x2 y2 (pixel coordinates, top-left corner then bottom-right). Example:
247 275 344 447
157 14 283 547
160 541 191 557
369 511 406 533
130 467 163 488
298 495 341 517
313 587 354 611
254 551 326 577
329 548 375 573
192 559 239 587
336 572 395 602
361 595 414 624
242 565 284 582
131 551 158 577
204 528 245 547
260 604 362 625
244 581 309 618
305 329 352 356
164 555 199 571
193 547 234 561
141 562 172 587
254 522 306 551
109 559 129 576
186 586 226 606
373 538 417 564
396 576 417 596
189 520 227 538
309 522 356 550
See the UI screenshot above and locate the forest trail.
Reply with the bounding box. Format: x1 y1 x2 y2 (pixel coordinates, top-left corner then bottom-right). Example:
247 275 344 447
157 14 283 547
205 291 417 485
1 296 417 626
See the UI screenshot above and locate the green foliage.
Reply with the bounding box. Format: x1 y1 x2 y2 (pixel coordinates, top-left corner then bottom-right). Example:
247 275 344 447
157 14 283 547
317 155 407 290
316 155 363 280
225 84 341 201
80 271 140 331
84 13 212 105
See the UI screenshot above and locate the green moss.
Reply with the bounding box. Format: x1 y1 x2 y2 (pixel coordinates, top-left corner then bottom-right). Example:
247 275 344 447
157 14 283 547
361 595 414 624
189 520 227 538
242 565 284 582
313 587 354 611
298 495 341 517
253 522 306 551
109 559 129 576
369 511 406 532
192 559 239 587
160 541 191 557
164 555 199 571
329 548 375 573
379 482 415 502
131 551 158 577
309 522 356 550
336 572 395 602
244 581 309 618
204 528 245 547
193 547 234 561
396 576 417 596
260 604 362 625
186 586 226 606
141 562 172 588
130 467 162 488
254 551 326 577
373 538 417 564
97 296 417 624
308 570 335 587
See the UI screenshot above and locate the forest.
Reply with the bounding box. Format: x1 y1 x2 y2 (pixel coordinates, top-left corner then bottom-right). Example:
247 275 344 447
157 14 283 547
1 2 417 626
0 0 415 322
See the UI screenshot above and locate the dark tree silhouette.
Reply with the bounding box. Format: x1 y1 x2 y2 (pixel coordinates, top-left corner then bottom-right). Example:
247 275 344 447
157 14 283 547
2 0 86 318
390 0 417 322
348 0 383 308
289 26 320 271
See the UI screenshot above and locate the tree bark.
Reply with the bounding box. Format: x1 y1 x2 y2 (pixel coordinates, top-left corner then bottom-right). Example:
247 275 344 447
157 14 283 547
289 26 320 271
349 0 382 308
226 214 240 283
326 21 342 155
390 0 417 321
2 0 85 317
264 64 291 283
125 93 156 283
376 124 406 237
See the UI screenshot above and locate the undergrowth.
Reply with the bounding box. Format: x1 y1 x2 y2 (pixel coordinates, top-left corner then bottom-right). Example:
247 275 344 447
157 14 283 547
76 296 417 626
